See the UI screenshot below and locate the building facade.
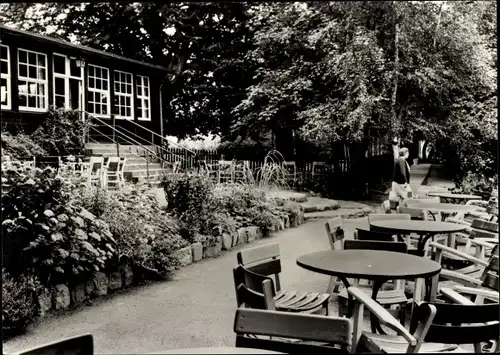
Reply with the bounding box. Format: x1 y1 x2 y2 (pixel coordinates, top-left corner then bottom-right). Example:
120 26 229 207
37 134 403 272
0 25 168 144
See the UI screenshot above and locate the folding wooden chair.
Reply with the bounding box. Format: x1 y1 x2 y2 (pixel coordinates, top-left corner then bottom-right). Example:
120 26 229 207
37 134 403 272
234 308 353 355
10 333 93 355
105 156 122 189
85 156 105 188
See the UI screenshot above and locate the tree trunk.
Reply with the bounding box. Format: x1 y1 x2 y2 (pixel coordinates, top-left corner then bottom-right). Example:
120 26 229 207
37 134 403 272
433 2 444 50
391 12 400 160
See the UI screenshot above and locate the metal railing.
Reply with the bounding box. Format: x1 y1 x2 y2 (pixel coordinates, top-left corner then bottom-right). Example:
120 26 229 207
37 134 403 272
83 111 191 181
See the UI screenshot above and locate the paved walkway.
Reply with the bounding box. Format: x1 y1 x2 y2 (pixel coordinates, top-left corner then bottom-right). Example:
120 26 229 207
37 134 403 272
4 164 448 354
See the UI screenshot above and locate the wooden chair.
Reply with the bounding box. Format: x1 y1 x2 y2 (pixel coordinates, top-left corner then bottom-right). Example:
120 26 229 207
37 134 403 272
325 217 347 294
312 161 326 178
236 243 330 314
337 240 409 324
105 156 122 189
10 333 93 355
368 213 411 224
233 160 249 183
397 206 432 221
406 197 440 205
85 156 105 188
354 228 395 242
349 286 500 353
283 161 297 183
201 160 218 183
429 243 499 301
234 307 352 354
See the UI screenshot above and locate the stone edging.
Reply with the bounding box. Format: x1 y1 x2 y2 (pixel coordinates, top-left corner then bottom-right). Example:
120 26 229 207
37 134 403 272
37 209 306 319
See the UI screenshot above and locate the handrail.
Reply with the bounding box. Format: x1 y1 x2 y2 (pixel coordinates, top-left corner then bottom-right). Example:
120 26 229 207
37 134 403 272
123 116 197 156
87 112 191 167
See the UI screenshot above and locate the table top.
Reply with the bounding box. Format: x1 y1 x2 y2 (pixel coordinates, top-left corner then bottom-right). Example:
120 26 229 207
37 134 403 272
147 347 284 354
296 250 441 280
370 220 467 234
414 203 479 213
426 192 482 200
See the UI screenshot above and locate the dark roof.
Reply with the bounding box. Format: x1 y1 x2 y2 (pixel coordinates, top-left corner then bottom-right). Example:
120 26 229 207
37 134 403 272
0 24 168 72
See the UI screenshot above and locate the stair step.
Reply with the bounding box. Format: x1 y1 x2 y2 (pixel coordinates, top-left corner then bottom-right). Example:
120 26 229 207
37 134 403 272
124 163 163 171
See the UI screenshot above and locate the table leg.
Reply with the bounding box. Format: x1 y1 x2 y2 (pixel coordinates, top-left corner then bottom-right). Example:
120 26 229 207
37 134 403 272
369 279 387 334
339 277 354 318
417 233 434 257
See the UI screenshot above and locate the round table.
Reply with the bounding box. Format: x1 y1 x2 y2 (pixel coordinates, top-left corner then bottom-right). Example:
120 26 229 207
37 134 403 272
148 347 285 354
414 203 479 221
297 250 441 334
369 220 467 255
426 192 482 204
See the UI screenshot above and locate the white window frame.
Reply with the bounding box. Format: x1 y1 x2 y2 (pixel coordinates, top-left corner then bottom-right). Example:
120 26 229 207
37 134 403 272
136 75 151 121
1 44 11 110
18 48 48 112
113 70 134 120
87 63 111 118
52 53 84 110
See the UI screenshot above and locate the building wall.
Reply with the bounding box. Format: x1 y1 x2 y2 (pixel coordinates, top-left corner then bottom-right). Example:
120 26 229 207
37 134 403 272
0 28 166 144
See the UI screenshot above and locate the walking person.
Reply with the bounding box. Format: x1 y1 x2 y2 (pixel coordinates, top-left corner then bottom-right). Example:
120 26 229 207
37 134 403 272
390 147 413 205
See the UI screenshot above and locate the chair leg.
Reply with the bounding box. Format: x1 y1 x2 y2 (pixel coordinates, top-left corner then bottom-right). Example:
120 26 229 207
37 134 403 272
338 298 346 317
398 304 406 327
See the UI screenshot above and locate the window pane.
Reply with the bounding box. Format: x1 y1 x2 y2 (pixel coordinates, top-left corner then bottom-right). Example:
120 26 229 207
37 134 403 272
145 100 149 109
88 103 94 113
95 67 101 77
28 83 37 95
1 78 7 105
19 50 27 64
103 79 108 90
55 95 65 108
28 65 36 79
127 84 132 94
53 55 66 74
39 68 46 80
38 83 45 96
125 96 131 106
28 52 36 65
96 79 101 90
28 95 36 107
19 94 27 107
0 61 7 74
126 107 131 117
0 46 7 60
114 82 119 92
18 80 27 94
102 105 107 115
37 54 45 67
55 77 65 95
94 92 101 102
144 86 149 96
70 60 80 77
19 64 28 77
101 95 107 104
137 84 142 96
89 77 95 88
89 65 95 77
120 83 125 93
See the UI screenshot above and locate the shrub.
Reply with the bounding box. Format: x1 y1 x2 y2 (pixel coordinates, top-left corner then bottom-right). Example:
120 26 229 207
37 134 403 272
33 107 90 156
162 174 214 241
2 271 42 338
456 171 498 198
1 131 47 159
2 161 118 285
75 183 188 278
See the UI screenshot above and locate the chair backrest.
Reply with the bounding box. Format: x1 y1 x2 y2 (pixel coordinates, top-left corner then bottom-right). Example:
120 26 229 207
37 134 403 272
354 228 395 242
368 213 411 224
234 308 352 354
344 239 408 254
410 301 500 347
233 266 276 310
470 219 499 234
106 156 121 173
89 156 104 174
397 206 427 220
236 243 282 291
325 217 345 251
480 254 499 291
11 334 94 355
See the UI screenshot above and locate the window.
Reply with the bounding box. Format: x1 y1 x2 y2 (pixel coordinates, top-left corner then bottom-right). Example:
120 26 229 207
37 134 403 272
1 44 10 109
18 48 48 111
136 75 150 121
88 64 110 117
53 54 84 110
113 70 133 119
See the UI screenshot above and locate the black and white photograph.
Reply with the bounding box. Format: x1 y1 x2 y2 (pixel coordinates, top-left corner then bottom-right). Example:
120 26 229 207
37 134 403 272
1 1 498 354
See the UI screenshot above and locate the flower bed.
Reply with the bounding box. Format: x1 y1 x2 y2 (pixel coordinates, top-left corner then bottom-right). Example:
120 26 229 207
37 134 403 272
2 162 304 338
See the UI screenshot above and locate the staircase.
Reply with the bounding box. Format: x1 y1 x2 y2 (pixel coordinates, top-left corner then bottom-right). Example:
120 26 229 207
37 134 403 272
85 143 164 185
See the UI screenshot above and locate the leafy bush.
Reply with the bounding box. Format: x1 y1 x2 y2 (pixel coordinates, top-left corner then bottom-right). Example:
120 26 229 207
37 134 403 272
33 107 90 156
163 174 214 241
2 271 42 338
1 131 48 158
2 161 118 285
75 183 188 278
455 171 498 199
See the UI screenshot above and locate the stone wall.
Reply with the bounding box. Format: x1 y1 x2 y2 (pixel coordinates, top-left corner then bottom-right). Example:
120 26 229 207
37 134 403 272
37 209 305 319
